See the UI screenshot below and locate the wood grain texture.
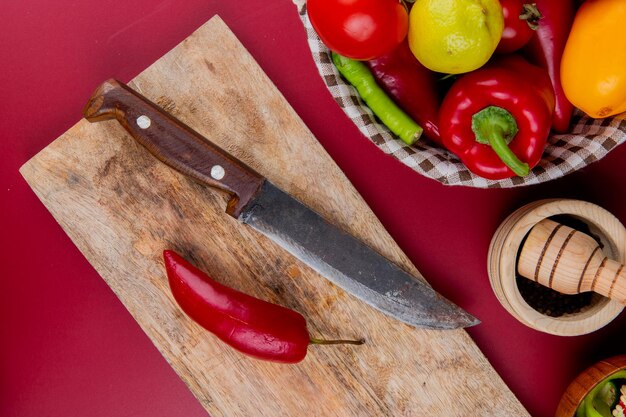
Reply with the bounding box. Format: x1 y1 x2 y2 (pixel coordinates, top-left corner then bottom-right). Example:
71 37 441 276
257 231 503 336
488 199 625 336
555 355 626 417
20 16 527 417
82 79 265 218
518 218 626 304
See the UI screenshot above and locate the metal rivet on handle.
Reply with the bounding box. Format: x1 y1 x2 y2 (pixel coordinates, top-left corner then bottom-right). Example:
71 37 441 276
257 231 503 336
211 165 225 180
136 115 151 129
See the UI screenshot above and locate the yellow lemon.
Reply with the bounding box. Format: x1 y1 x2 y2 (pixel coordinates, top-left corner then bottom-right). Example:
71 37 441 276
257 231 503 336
408 0 504 74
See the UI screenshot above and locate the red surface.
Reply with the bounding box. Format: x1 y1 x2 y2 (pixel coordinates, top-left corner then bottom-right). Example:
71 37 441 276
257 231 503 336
1 1 624 416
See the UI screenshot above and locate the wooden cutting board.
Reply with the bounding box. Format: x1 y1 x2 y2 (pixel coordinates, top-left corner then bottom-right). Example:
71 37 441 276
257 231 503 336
20 16 528 417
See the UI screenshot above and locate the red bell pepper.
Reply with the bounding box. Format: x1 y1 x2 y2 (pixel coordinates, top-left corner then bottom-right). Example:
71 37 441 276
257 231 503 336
523 0 575 133
439 55 555 180
163 250 363 364
366 41 442 144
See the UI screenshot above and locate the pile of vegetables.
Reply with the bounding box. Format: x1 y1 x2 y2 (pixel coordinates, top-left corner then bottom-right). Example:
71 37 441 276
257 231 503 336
307 0 626 180
576 371 626 417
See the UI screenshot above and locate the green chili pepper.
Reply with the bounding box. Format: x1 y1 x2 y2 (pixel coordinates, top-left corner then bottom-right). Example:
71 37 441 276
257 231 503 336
331 52 423 146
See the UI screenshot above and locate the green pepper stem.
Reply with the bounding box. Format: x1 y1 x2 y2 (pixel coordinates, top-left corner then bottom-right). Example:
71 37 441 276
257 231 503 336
471 106 530 177
309 337 365 346
487 128 530 177
520 4 543 30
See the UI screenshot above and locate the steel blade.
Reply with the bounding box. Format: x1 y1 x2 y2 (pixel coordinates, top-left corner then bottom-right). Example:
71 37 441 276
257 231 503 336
240 181 479 329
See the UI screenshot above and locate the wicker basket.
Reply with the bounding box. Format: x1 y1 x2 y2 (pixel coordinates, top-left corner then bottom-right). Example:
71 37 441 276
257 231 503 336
294 1 626 188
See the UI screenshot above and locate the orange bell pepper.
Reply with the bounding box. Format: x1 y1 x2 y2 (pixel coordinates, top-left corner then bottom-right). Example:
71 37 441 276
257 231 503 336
561 0 626 118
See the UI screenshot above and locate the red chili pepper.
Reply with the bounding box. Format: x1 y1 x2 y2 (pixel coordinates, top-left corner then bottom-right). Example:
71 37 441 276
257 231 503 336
163 250 363 364
522 0 575 133
366 41 442 145
439 55 555 180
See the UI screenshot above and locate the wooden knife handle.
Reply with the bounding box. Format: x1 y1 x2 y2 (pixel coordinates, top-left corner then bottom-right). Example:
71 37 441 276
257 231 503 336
82 79 265 218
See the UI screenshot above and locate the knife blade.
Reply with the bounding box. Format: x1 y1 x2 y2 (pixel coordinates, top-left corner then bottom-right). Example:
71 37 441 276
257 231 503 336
83 79 479 329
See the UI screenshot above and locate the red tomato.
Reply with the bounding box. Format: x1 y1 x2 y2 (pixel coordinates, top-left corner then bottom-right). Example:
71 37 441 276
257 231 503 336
307 0 409 60
496 0 539 53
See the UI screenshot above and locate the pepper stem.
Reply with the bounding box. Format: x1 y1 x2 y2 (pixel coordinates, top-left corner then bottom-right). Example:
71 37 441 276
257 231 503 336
471 106 530 177
309 337 365 346
520 3 542 30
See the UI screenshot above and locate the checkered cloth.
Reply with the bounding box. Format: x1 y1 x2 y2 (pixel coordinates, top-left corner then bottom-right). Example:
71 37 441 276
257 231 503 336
294 1 626 188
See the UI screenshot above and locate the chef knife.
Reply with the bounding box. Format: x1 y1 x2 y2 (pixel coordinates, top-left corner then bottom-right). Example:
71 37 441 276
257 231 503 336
83 79 478 329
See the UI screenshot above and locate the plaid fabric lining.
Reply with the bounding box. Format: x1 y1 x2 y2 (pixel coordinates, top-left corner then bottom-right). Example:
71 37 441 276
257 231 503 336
295 1 626 188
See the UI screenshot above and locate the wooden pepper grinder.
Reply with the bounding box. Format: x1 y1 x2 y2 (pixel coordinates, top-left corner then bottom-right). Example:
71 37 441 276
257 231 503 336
518 218 626 305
